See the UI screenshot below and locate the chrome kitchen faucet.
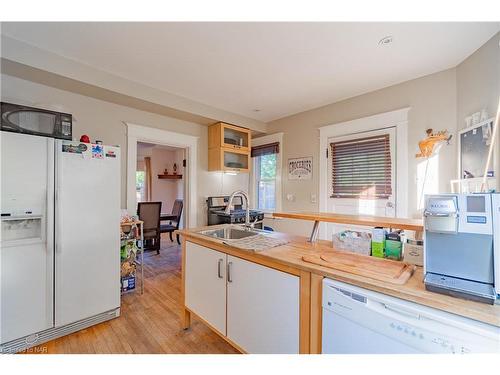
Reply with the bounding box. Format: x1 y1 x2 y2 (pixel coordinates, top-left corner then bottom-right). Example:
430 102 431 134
225 190 251 228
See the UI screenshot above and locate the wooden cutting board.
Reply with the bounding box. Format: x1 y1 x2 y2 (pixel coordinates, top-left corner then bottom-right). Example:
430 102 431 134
302 251 415 285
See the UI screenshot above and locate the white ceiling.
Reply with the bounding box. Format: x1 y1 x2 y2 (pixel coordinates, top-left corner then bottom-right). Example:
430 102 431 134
2 22 499 122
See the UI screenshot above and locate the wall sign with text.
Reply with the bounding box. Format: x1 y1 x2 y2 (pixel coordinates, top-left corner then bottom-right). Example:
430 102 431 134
288 157 312 180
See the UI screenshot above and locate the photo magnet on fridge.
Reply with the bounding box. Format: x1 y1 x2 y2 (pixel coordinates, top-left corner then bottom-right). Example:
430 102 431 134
92 144 104 159
62 143 87 154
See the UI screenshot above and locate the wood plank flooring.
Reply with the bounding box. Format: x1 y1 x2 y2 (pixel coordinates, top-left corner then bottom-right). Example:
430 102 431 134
27 237 238 354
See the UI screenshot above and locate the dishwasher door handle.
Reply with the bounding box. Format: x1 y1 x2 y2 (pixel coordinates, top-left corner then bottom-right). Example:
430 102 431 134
381 303 421 320
365 298 421 321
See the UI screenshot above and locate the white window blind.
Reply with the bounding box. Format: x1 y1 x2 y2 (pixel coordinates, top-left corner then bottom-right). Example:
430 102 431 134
330 134 392 199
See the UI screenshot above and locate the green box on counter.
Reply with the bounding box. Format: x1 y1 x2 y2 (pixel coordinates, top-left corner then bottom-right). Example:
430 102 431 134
385 231 402 260
371 242 384 258
385 240 402 260
371 227 386 258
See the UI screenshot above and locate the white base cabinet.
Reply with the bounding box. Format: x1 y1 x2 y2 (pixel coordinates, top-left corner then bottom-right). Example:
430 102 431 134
227 255 300 354
184 242 227 335
184 241 300 353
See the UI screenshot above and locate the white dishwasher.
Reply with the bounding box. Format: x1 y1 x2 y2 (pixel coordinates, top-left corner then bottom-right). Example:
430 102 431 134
322 278 500 354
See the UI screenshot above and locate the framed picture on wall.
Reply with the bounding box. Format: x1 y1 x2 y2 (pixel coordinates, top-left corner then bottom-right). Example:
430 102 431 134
288 157 312 180
459 118 495 179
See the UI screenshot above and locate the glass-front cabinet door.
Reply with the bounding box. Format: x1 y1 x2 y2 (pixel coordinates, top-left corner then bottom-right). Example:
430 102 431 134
222 124 250 151
223 148 250 171
208 122 252 173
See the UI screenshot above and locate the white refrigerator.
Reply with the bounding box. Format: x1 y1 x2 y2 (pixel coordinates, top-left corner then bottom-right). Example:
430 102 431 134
1 131 120 352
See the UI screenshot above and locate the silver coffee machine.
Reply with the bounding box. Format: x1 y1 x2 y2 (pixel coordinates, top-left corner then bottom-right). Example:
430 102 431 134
423 193 500 304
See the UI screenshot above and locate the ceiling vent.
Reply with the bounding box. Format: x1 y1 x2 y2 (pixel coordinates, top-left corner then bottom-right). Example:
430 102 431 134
378 36 393 45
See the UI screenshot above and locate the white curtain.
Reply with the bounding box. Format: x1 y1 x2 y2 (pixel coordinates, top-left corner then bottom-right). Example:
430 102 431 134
144 156 152 201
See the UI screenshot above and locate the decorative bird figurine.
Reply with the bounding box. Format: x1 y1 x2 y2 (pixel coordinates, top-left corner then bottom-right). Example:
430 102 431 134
415 128 452 158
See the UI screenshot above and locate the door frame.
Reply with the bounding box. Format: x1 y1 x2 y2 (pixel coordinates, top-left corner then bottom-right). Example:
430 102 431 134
318 108 410 238
125 122 198 229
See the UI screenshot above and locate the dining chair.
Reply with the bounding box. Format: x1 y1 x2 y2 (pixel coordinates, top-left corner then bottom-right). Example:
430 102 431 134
160 199 183 245
137 201 162 254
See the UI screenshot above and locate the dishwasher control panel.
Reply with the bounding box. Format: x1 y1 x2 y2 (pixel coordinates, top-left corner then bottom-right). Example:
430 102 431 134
322 279 500 354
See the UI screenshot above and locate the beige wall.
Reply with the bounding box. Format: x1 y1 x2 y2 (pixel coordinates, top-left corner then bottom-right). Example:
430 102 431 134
1 73 249 226
2 32 497 227
267 68 458 219
457 32 500 189
1 35 268 133
266 32 499 221
457 32 499 130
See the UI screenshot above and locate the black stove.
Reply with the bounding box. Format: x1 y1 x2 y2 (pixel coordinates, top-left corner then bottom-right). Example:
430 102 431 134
207 196 264 228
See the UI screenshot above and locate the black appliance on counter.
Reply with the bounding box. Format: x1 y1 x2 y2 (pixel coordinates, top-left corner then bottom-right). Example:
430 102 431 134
207 196 264 229
1 102 72 140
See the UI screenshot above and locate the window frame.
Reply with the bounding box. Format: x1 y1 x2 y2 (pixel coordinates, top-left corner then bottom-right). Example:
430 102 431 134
318 108 409 227
135 170 146 203
255 153 278 211
250 133 283 214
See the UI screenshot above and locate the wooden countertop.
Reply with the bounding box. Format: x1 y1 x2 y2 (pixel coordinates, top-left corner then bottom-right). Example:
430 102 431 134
177 225 499 327
272 211 423 232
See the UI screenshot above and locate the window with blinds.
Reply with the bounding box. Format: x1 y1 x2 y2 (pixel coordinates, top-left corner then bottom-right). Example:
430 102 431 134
252 142 280 211
330 134 392 199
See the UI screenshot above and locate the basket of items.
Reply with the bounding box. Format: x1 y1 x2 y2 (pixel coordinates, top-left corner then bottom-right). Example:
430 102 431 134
332 230 372 256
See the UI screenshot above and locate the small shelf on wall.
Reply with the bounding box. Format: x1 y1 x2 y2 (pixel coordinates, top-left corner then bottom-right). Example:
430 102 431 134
158 174 182 180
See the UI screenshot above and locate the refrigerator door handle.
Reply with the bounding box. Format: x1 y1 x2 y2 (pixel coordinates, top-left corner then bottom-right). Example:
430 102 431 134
54 139 62 256
46 137 56 327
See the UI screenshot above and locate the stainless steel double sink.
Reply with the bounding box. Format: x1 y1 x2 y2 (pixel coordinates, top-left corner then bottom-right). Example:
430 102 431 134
198 225 262 240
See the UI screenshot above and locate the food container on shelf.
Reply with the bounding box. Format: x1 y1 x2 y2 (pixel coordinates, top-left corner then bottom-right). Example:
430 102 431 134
471 111 481 125
464 116 472 128
403 239 424 266
480 109 489 122
332 230 371 256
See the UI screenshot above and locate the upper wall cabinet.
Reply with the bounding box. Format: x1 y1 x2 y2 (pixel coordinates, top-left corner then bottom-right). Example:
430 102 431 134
208 122 251 173
209 122 251 151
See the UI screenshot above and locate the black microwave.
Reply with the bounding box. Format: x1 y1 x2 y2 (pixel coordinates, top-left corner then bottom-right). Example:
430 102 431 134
1 102 72 140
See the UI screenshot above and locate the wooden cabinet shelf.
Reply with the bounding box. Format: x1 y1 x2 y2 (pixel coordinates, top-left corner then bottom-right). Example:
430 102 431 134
208 122 251 173
158 174 182 180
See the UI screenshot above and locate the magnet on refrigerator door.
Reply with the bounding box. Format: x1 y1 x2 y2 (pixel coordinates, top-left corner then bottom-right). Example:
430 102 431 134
62 143 87 154
91 144 104 159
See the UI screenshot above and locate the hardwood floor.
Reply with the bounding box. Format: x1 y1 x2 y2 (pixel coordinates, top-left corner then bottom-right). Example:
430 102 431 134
28 236 238 354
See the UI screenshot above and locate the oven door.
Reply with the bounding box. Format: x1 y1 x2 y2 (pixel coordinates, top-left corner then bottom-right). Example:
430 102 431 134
1 104 72 140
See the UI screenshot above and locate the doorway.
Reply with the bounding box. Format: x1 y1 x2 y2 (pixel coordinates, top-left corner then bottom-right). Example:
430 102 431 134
136 141 185 228
125 122 198 230
318 108 409 239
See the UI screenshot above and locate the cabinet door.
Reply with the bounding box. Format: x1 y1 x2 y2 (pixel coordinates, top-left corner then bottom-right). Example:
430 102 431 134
185 242 227 335
221 123 251 151
1 132 54 344
55 142 120 327
227 255 300 353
